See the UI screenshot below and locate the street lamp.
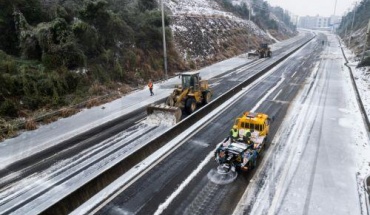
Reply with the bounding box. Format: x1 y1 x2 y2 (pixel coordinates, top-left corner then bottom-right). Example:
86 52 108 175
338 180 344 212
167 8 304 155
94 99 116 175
161 0 168 80
247 4 251 51
348 2 357 46
331 0 337 32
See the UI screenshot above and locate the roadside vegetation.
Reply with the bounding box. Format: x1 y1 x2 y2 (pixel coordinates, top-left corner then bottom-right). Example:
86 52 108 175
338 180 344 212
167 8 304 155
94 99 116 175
337 0 370 66
0 0 297 140
0 0 186 139
216 0 296 33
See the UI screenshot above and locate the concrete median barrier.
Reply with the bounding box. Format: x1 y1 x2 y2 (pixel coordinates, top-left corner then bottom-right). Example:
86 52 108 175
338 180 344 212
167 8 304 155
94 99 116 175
41 36 316 215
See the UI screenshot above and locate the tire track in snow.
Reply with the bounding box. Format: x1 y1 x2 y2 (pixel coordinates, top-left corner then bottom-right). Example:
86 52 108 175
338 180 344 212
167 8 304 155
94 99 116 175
302 57 333 215
266 59 324 214
273 49 333 215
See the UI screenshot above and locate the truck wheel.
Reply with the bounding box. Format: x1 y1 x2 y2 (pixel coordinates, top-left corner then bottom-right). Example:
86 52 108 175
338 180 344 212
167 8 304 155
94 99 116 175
186 98 196 114
264 136 268 149
203 91 211 104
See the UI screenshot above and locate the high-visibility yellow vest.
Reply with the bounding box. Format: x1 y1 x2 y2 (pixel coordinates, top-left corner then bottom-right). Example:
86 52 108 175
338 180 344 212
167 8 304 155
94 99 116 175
231 129 238 138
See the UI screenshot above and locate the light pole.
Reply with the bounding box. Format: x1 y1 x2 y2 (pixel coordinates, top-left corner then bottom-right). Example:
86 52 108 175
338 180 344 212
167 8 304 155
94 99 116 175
331 0 337 32
348 2 357 46
161 0 168 80
247 3 251 51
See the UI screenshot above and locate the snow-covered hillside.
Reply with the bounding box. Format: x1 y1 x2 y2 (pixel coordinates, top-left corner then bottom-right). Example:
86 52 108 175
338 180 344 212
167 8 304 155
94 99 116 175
163 0 273 67
165 0 223 16
163 0 295 67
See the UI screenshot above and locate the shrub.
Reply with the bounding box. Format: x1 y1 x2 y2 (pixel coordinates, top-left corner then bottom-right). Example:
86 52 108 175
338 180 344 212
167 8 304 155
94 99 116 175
22 96 44 110
0 100 18 117
358 56 370 67
72 20 100 56
25 119 37 130
0 59 17 74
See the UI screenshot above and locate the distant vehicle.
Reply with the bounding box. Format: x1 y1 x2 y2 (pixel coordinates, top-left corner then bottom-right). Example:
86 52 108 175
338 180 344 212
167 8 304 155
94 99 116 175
248 43 272 58
147 71 212 123
214 112 272 173
257 43 272 58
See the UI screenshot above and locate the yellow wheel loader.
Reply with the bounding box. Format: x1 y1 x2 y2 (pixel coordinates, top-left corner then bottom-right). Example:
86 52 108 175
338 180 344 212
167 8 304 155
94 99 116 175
258 43 272 58
248 43 272 58
147 71 212 123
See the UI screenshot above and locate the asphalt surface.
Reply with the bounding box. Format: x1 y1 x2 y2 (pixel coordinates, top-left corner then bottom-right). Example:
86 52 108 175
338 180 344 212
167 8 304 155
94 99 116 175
239 33 364 215
0 33 314 214
95 34 326 215
0 35 311 186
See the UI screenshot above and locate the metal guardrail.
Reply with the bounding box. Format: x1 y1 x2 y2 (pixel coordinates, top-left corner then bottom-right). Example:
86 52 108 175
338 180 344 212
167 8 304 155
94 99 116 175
39 35 316 215
338 36 370 132
365 175 370 215
338 36 370 215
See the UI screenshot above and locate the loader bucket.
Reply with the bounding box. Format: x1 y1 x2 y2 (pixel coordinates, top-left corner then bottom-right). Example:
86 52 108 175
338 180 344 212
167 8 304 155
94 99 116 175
147 104 182 123
247 52 259 58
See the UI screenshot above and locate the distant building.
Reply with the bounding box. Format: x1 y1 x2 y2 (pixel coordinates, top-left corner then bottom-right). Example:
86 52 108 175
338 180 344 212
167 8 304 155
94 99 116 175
298 15 341 30
286 10 299 26
329 15 342 28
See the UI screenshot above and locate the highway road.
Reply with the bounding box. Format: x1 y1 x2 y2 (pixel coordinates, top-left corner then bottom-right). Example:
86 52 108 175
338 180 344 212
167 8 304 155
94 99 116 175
235 33 366 215
0 33 314 214
93 34 326 215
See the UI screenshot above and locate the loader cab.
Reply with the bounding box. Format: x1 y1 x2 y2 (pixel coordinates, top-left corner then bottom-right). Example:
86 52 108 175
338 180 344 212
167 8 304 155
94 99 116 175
260 43 268 49
234 112 270 136
181 72 200 91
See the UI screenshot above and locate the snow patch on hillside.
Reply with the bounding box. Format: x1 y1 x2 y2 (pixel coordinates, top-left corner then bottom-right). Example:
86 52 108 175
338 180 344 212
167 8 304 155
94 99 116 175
165 0 224 16
164 0 273 64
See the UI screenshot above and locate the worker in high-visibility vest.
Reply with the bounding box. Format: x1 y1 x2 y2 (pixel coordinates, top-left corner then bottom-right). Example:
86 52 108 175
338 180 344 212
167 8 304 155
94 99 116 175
243 129 252 147
148 79 154 96
229 125 239 142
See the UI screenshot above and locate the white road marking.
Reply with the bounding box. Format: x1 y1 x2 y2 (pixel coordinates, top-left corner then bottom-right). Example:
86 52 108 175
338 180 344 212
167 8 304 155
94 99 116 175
251 75 285 113
135 118 145 124
72 36 310 215
272 89 283 101
155 64 288 215
291 71 297 78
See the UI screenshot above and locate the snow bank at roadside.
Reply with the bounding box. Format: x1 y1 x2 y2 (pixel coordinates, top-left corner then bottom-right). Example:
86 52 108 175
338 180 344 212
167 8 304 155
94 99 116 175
353 67 370 118
338 36 370 215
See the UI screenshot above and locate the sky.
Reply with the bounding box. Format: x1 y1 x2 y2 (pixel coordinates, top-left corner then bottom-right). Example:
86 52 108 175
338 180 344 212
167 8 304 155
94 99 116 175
267 0 360 17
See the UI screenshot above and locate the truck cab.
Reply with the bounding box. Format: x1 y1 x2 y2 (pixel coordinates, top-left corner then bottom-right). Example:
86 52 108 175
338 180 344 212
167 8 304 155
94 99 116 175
234 112 270 137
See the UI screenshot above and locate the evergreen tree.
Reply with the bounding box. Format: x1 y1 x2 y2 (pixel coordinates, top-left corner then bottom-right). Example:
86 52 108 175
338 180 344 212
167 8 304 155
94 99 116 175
137 0 158 12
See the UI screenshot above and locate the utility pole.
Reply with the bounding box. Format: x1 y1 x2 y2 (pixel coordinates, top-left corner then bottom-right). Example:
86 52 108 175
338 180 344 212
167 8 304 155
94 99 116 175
161 0 168 80
348 2 357 46
332 0 338 32
247 3 251 52
361 19 370 62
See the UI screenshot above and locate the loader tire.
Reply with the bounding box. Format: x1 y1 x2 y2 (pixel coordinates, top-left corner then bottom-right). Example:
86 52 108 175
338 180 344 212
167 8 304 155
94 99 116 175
166 96 175 106
203 91 211 104
186 98 196 114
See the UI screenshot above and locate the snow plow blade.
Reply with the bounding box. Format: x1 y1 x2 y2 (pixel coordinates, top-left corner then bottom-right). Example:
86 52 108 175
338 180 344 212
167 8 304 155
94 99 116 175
147 104 182 123
247 52 259 58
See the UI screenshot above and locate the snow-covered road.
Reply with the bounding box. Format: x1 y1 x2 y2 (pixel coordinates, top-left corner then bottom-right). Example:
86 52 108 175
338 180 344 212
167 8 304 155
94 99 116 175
235 33 370 215
2 30 367 215
0 31 314 215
